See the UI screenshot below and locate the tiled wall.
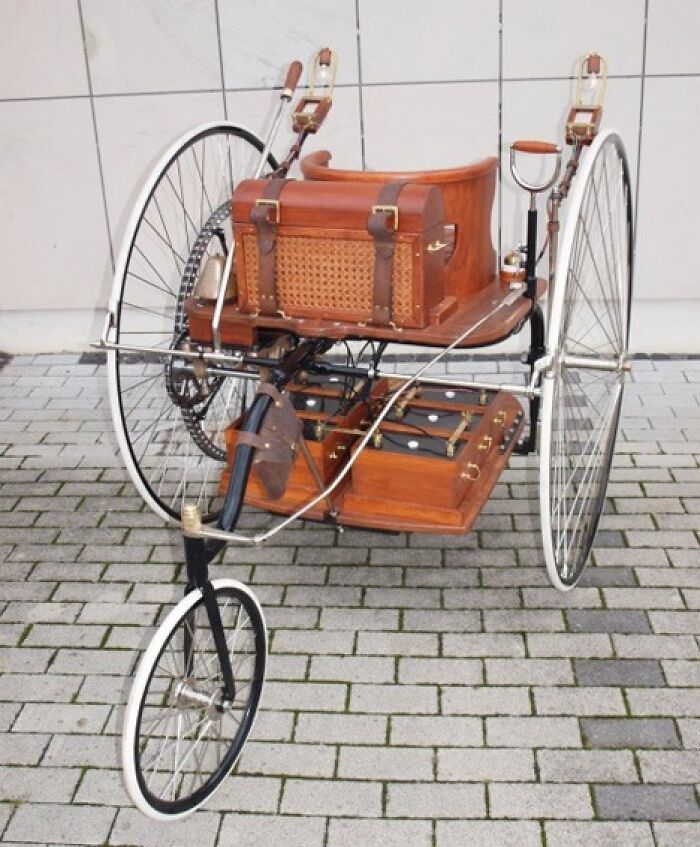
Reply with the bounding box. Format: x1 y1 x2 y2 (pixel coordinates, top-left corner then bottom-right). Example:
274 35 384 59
0 0 697 352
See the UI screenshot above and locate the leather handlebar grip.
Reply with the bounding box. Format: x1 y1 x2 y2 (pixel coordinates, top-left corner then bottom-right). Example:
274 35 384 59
283 61 303 96
511 140 561 155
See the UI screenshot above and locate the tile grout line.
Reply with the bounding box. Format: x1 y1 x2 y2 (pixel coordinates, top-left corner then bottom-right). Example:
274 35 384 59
497 0 504 266
355 0 367 170
213 0 229 120
75 0 115 274
634 0 650 241
0 72 675 105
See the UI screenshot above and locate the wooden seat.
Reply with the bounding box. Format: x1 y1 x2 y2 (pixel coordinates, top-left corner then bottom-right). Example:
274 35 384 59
300 151 498 301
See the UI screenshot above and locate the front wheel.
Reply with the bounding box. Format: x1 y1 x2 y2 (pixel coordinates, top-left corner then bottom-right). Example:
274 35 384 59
122 579 266 819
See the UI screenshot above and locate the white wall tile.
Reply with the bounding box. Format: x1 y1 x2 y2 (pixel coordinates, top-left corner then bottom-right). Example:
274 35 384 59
635 77 700 302
0 99 109 311
226 86 363 171
359 0 499 84
94 93 224 257
81 0 221 95
500 77 641 263
220 0 359 89
502 0 645 78
646 0 700 75
0 0 88 98
362 81 499 171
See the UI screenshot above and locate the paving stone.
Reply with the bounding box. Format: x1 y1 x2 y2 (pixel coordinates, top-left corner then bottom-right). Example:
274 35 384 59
13 703 110 734
654 822 700 847
565 609 651 634
487 717 582 748
527 633 613 657
350 683 438 715
0 673 80 703
575 658 665 687
238 742 336 778
0 732 50 765
399 657 482 685
356 631 438 656
537 749 638 783
438 747 535 781
338 746 434 780
637 750 700 783
295 712 387 744
442 685 531 716
593 784 700 821
282 779 382 816
5 803 116 845
437 821 542 847
327 819 431 847
391 715 482 747
489 782 593 819
581 718 681 749
545 821 655 846
387 782 485 817
534 686 626 716
614 633 700 659
309 655 394 683
110 807 221 846
485 658 574 686
443 633 525 657
627 687 700 717
262 681 346 712
220 814 326 847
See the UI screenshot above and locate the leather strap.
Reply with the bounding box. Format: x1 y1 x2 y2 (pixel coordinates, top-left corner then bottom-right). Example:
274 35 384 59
250 179 290 315
367 181 408 325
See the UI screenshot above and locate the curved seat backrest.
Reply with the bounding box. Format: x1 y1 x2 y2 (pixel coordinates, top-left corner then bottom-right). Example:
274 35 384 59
300 151 498 300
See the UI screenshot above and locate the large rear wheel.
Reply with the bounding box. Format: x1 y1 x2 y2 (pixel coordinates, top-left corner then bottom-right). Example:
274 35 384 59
107 122 276 523
539 130 633 590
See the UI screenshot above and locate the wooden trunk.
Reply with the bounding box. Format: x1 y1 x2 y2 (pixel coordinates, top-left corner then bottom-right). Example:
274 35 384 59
232 178 450 329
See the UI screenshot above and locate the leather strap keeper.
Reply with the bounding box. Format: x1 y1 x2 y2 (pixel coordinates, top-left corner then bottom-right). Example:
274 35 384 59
250 179 291 315
367 181 408 325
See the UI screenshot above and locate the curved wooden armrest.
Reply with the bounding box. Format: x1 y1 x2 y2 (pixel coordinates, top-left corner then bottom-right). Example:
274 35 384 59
511 140 561 155
300 150 498 185
300 150 333 179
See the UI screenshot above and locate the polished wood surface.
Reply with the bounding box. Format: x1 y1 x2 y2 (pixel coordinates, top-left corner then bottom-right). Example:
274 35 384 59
184 277 545 350
511 140 560 155
299 150 498 300
218 386 525 535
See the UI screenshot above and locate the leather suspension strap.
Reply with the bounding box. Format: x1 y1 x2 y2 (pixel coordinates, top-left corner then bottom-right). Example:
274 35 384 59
250 178 291 315
367 181 408 325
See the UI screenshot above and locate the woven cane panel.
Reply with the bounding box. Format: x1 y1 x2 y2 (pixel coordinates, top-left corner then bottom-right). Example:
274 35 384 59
241 233 415 324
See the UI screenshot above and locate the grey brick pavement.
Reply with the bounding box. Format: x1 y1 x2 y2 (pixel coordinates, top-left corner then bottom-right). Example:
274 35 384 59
0 353 699 845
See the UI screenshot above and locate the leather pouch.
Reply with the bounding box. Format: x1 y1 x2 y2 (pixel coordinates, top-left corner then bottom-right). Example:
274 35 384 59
237 383 302 500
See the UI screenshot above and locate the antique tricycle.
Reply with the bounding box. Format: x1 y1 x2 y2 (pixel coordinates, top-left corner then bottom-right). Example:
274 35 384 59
97 49 632 818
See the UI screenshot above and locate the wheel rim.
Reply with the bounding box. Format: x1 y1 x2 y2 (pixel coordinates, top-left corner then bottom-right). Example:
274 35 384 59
131 584 265 816
109 123 274 523
541 131 633 589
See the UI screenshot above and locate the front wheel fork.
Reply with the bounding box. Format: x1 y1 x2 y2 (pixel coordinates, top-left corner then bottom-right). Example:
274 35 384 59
516 304 545 455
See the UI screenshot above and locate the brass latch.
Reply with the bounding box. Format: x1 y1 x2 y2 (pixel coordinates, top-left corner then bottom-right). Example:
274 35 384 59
427 240 447 253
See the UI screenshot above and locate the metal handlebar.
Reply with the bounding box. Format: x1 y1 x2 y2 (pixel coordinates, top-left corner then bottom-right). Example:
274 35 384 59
510 140 562 196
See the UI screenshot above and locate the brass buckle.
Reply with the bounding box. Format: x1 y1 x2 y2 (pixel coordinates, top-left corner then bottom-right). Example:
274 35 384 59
255 198 280 224
371 204 399 231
